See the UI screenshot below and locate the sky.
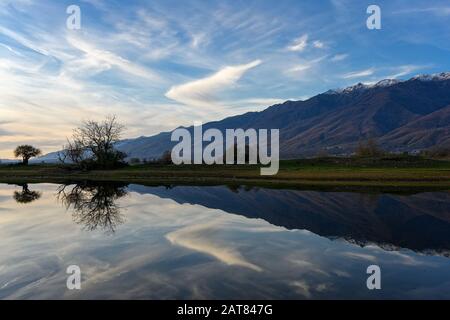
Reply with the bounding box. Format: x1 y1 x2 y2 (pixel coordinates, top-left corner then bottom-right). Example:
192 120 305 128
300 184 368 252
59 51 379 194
0 0 450 158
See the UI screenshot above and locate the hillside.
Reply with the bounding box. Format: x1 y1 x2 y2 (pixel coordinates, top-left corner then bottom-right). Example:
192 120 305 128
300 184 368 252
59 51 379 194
38 72 450 161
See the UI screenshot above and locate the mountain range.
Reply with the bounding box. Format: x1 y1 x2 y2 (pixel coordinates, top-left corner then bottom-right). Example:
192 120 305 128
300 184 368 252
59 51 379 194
38 72 450 162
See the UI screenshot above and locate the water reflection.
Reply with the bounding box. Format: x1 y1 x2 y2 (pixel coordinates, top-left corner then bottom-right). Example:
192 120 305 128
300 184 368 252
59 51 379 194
56 182 128 234
13 181 450 255
0 182 450 299
13 184 41 204
131 185 450 256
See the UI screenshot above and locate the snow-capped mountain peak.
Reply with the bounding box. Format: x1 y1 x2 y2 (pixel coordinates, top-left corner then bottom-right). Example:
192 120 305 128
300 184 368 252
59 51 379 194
373 79 400 87
412 72 450 81
325 83 369 95
325 72 450 95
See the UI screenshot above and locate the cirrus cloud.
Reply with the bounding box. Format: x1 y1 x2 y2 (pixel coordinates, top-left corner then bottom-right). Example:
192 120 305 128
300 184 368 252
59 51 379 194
287 34 308 52
341 68 374 79
67 36 162 82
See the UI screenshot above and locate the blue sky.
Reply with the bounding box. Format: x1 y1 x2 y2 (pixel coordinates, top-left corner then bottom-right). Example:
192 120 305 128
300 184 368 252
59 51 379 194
0 0 449 157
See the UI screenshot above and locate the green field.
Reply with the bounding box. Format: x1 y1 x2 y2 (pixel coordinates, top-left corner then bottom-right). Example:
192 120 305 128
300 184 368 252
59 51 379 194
1 157 450 193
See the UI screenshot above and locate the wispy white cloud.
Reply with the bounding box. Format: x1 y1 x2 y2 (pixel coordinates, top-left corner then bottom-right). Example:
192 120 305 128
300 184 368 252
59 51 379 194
331 53 348 62
0 0 34 14
67 36 162 82
287 34 309 52
165 60 262 108
0 26 49 56
341 68 374 79
289 64 312 73
285 56 327 77
385 65 427 79
0 43 24 57
393 6 450 16
190 32 208 49
287 35 326 52
313 40 325 49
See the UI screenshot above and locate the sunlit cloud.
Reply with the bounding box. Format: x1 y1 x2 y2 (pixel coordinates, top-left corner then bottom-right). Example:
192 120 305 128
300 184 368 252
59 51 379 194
165 60 262 108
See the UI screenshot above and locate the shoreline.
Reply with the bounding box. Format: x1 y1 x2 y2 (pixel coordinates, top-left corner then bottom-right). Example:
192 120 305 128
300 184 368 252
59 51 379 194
2 159 450 193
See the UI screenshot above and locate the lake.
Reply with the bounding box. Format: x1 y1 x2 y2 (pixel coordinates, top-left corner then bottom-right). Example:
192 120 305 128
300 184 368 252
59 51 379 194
0 182 449 299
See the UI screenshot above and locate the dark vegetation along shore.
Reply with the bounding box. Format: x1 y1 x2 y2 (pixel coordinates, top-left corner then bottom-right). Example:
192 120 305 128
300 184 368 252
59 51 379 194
2 156 450 194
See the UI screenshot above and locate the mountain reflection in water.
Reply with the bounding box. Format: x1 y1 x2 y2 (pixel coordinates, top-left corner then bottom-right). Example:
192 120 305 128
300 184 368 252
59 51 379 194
1 182 449 299
130 185 450 256
12 182 450 255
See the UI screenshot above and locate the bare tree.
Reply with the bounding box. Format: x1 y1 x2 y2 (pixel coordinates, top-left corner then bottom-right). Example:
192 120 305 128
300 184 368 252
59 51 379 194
63 115 126 169
14 145 41 165
58 139 85 165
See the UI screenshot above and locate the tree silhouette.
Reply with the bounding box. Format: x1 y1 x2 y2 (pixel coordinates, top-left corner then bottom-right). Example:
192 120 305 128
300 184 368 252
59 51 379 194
13 184 42 204
56 182 128 234
61 115 127 169
14 145 41 165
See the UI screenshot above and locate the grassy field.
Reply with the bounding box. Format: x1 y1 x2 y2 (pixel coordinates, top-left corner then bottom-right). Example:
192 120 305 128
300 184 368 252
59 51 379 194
1 157 450 193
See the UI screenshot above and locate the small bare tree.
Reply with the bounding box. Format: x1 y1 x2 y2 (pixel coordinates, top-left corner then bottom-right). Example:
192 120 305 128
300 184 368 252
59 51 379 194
62 116 126 169
58 139 85 165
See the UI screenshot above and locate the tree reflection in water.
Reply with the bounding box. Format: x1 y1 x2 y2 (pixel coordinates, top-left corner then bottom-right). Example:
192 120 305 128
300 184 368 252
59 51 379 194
13 184 42 204
57 182 128 234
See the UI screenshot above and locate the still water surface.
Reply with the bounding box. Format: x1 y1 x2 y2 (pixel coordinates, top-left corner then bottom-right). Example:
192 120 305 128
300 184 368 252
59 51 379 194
0 182 449 299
